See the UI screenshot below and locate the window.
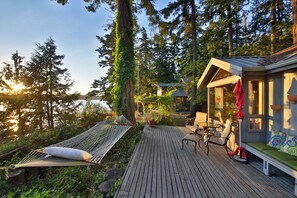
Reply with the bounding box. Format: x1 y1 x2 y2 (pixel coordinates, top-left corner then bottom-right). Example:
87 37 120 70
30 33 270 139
209 84 236 122
248 80 264 131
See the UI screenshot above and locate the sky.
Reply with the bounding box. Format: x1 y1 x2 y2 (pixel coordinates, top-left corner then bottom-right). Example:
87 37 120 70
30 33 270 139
0 0 171 95
0 0 112 95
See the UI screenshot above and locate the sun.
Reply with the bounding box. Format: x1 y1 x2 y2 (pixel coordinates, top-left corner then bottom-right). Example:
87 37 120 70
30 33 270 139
11 83 25 93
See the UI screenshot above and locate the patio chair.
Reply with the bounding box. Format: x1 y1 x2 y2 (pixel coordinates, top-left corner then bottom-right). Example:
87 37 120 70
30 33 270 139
185 111 208 134
182 112 208 153
203 119 235 157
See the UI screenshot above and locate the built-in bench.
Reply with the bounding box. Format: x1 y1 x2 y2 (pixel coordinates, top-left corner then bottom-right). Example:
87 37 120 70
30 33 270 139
243 142 297 196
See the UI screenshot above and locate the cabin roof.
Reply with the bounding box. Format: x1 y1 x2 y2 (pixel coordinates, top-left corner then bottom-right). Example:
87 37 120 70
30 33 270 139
198 45 297 88
171 89 188 97
155 83 182 87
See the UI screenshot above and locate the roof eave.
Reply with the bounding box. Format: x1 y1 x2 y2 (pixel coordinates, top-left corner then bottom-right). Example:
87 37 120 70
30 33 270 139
198 58 242 88
265 58 297 73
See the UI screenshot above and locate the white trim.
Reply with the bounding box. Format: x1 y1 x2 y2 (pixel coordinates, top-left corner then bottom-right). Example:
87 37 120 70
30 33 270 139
198 58 243 88
206 75 241 88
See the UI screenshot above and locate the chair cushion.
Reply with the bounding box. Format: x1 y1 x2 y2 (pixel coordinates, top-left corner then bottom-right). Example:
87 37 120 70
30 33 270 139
279 134 297 156
208 136 224 145
44 146 93 161
186 125 202 132
220 119 232 138
267 130 287 149
183 134 201 143
193 112 207 128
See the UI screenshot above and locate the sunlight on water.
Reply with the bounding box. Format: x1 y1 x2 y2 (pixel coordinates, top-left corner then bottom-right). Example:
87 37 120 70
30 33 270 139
76 99 109 111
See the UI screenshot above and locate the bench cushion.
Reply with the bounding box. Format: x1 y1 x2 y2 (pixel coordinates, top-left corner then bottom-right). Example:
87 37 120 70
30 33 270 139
246 142 297 170
247 142 277 152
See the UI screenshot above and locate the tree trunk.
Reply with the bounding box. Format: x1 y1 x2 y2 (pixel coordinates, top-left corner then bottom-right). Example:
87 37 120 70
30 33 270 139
227 0 233 57
46 92 51 127
271 0 276 54
115 0 136 126
293 0 297 44
38 89 43 130
50 78 54 128
190 0 197 117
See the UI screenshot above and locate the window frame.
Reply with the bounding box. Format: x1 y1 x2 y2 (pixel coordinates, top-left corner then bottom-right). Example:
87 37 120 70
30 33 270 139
247 79 265 132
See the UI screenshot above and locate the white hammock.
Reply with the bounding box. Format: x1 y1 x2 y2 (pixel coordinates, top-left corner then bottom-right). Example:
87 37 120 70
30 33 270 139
10 115 132 169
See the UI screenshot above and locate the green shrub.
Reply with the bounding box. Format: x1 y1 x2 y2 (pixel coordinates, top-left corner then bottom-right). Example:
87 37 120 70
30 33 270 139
142 94 175 125
0 140 26 156
0 120 143 197
78 102 109 129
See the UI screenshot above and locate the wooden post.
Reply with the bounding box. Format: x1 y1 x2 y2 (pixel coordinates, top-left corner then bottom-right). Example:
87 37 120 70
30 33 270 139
263 160 272 176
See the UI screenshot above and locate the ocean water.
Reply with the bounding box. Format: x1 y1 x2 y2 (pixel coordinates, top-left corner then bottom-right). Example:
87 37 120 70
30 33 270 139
0 100 109 114
76 99 109 111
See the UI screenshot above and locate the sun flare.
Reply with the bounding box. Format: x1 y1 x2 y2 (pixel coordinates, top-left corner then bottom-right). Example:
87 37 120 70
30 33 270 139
11 83 25 92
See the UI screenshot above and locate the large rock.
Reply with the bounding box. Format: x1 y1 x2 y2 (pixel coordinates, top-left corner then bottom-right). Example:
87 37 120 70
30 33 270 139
7 169 26 186
105 168 122 182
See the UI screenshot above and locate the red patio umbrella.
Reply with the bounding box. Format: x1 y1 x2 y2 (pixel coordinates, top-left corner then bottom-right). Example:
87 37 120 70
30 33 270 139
233 79 245 119
229 79 247 163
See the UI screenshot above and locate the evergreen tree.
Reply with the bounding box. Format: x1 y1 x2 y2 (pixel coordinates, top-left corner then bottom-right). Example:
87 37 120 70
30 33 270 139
25 37 75 129
89 22 116 109
56 0 137 126
249 0 292 54
152 35 177 84
134 27 156 97
0 51 29 135
293 0 297 44
112 0 136 125
159 0 199 115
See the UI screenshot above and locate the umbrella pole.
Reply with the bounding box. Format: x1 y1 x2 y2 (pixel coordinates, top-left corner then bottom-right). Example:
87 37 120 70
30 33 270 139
238 119 242 147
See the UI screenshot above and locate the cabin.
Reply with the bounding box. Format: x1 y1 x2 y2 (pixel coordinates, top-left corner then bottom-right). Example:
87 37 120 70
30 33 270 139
155 78 190 111
198 45 297 144
198 45 297 195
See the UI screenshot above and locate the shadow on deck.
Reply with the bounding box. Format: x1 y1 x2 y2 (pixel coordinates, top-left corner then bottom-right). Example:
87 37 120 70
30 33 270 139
115 125 294 198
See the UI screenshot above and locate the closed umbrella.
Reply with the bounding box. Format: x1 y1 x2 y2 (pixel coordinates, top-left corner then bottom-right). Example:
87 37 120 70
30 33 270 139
229 79 247 162
233 79 245 119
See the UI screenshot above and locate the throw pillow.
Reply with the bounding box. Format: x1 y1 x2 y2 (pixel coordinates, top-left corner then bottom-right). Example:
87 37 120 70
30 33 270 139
267 130 287 149
279 134 297 156
44 146 93 161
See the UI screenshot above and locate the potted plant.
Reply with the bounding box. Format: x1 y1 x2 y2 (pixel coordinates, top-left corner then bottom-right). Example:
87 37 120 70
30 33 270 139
147 110 161 127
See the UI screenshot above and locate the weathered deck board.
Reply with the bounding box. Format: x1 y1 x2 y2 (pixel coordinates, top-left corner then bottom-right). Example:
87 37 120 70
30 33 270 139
115 125 295 198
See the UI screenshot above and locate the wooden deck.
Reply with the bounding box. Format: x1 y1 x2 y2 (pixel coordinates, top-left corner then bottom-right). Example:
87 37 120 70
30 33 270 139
115 125 295 198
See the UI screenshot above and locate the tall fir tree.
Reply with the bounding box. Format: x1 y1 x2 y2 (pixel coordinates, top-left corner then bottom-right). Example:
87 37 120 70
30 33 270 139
25 37 75 129
0 51 28 135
